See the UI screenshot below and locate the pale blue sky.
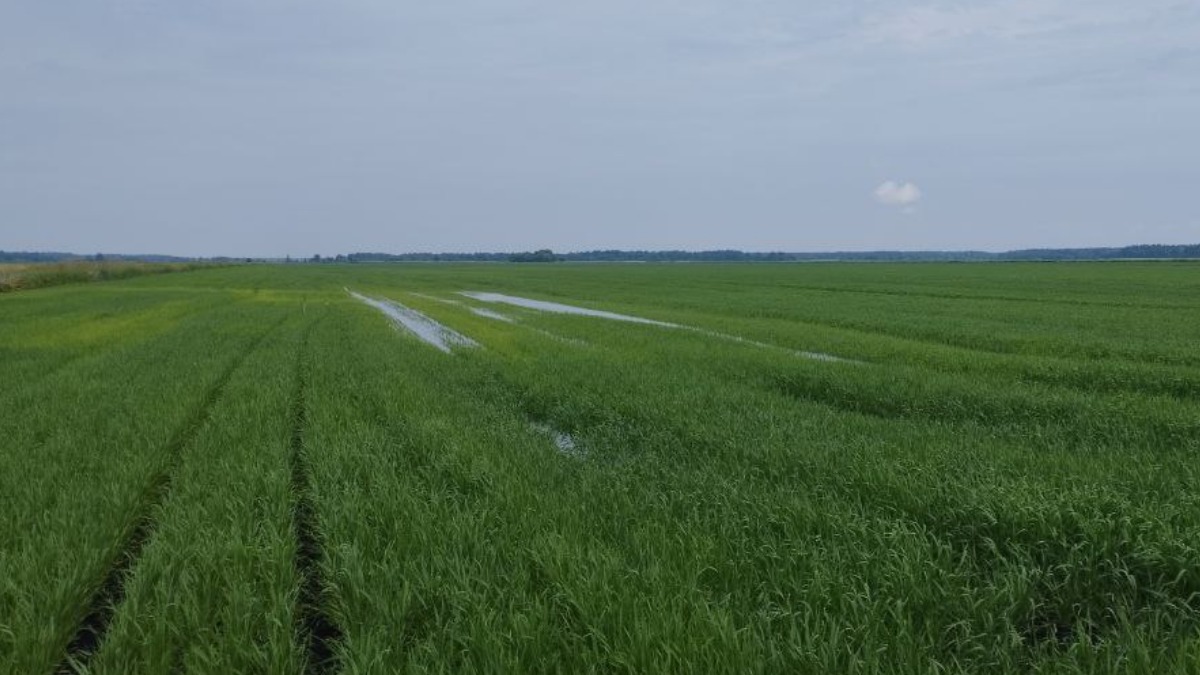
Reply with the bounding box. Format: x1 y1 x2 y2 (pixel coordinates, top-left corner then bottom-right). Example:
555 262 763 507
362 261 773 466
2 1 1197 257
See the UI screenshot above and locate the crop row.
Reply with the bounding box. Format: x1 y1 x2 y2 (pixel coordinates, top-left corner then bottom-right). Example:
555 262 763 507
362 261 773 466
3 263 1199 673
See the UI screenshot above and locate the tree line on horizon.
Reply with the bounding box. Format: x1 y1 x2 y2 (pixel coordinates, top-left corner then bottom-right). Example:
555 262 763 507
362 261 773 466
342 243 1200 263
3 243 1199 264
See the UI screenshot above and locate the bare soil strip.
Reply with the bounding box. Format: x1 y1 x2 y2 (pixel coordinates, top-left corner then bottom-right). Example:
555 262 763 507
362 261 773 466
56 319 283 674
289 320 343 674
461 292 848 362
348 289 478 353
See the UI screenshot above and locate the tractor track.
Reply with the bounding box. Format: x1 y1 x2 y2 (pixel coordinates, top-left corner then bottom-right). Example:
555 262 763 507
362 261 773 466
288 318 344 674
55 318 285 673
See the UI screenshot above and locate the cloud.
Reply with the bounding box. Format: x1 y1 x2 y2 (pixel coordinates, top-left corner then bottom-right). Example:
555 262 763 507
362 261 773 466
856 1 1184 48
873 180 922 208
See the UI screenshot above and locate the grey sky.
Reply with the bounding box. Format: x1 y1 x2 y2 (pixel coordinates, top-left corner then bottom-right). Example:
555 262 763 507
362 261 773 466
2 1 1197 257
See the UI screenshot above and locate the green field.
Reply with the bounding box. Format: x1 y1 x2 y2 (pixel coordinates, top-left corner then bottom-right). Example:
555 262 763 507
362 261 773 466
3 262 1199 674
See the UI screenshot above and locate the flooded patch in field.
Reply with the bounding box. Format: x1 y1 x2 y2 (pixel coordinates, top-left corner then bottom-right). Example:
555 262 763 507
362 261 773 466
409 292 462 306
797 350 846 362
690 329 850 363
348 290 478 353
530 327 588 346
462 291 848 362
461 292 677 327
469 307 514 323
530 422 584 458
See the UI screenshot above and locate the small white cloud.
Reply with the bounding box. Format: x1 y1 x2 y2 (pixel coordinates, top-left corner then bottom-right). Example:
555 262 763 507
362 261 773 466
873 180 922 208
856 1 1164 47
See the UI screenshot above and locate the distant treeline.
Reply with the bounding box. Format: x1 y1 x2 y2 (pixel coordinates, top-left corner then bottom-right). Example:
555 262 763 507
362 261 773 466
345 243 1200 263
996 244 1200 260
4 243 1198 265
0 251 203 263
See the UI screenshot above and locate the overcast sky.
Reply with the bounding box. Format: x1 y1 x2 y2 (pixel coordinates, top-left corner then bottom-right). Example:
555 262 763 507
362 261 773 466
2 1 1198 257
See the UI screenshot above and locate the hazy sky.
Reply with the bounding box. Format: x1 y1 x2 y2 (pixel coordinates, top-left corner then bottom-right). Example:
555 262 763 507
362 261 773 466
2 1 1198 257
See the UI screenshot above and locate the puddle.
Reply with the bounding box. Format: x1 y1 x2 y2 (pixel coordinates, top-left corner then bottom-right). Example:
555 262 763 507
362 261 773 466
530 422 584 458
460 292 677 327
797 350 845 362
462 291 849 362
690 329 850 363
529 327 589 346
348 289 478 353
469 307 514 323
409 292 462 306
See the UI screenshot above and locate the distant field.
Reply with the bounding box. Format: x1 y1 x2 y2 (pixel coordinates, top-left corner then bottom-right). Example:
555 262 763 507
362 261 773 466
3 262 1199 673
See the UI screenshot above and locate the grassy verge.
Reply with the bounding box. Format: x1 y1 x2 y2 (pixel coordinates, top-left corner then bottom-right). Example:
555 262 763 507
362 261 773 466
0 261 220 293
